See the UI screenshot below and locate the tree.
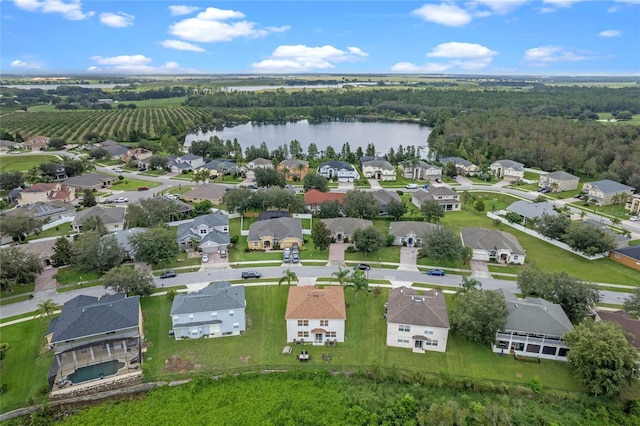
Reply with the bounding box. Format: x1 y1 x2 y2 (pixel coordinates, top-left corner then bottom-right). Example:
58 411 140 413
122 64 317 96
303 173 329 192
564 321 639 397
279 269 298 286
623 287 640 317
128 227 180 265
255 167 286 188
456 276 482 297
0 246 43 292
0 171 23 190
346 268 369 304
312 221 331 251
387 199 407 221
563 222 616 256
34 299 61 319
82 215 106 235
418 226 461 262
315 200 341 219
461 246 473 265
450 289 508 346
48 139 66 150
125 198 180 227
51 236 73 267
343 190 379 219
420 200 445 223
0 215 43 242
474 199 485 212
89 147 110 160
307 142 319 161
537 213 571 240
332 267 351 286
72 231 124 273
505 211 523 224
352 226 385 256
82 188 97 207
102 265 155 297
223 188 254 214
148 155 169 170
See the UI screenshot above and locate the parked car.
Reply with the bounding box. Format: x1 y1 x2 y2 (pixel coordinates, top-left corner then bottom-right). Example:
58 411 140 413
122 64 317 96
422 184 430 189
292 252 300 263
574 194 583 199
160 271 177 279
631 216 639 222
138 186 149 191
425 269 445 276
165 194 179 200
201 253 209 263
284 247 291 262
114 168 124 173
113 197 128 203
242 270 261 279
220 249 227 258
354 263 370 271
405 183 419 189
292 243 299 254
10 150 21 155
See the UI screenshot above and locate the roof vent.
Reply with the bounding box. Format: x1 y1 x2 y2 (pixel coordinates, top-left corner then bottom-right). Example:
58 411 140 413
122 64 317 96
81 308 85 313
400 288 403 294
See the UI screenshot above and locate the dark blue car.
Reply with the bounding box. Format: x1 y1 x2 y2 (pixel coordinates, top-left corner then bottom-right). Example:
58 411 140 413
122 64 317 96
425 269 445 276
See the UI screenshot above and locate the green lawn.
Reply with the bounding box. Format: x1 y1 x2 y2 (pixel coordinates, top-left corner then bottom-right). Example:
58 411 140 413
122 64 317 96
140 286 580 391
1 283 35 300
0 154 62 172
26 225 77 241
107 177 161 191
53 267 101 285
344 246 401 264
151 256 203 271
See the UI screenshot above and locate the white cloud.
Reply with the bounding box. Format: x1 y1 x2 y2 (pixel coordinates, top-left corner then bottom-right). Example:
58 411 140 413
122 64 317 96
13 0 94 21
599 30 621 37
392 42 497 73
88 55 200 74
523 46 589 65
543 0 585 7
169 7 289 43
91 54 151 66
168 5 200 16
470 0 530 15
252 45 368 72
99 12 134 28
160 39 205 52
411 3 472 27
10 59 43 69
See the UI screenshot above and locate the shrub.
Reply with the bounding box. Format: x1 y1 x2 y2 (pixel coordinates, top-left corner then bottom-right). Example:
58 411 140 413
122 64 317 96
345 245 357 253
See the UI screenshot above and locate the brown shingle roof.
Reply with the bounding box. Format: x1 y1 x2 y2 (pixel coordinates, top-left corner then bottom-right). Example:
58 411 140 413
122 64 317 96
285 286 346 320
386 287 449 328
304 189 345 205
597 310 640 350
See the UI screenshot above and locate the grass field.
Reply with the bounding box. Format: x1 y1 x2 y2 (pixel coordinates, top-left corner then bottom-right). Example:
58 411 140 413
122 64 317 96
0 154 62 172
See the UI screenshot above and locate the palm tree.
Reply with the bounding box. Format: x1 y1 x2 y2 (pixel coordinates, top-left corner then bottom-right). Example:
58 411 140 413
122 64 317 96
295 163 306 179
34 299 61 319
279 269 299 286
346 269 369 304
331 267 351 286
455 276 482 297
460 246 473 265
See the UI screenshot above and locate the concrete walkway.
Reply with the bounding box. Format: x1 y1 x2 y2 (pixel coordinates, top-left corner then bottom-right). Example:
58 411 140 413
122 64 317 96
470 260 492 279
398 247 419 271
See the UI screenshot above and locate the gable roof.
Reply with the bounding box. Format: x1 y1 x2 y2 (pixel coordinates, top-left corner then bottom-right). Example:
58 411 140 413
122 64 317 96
371 189 401 205
170 282 245 315
47 293 140 344
318 160 355 172
73 206 126 226
182 184 227 201
202 159 237 171
612 245 640 261
63 173 113 188
110 227 148 254
3 200 75 219
360 157 394 170
304 189 345 205
247 217 303 241
386 287 449 328
389 221 440 237
285 286 346 320
177 154 203 162
249 157 272 165
14 238 57 259
412 186 458 204
460 227 525 255
491 159 525 171
586 179 635 194
321 218 372 234
98 140 129 157
22 183 56 193
498 289 573 337
279 159 309 168
439 156 473 167
597 310 640 350
177 212 230 243
544 171 578 181
506 201 558 219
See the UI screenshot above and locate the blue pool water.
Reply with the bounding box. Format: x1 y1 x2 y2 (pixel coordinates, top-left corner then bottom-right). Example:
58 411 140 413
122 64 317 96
67 360 125 384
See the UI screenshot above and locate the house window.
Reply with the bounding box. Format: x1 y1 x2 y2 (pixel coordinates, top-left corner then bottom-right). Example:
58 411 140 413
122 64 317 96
325 331 336 338
188 314 194 320
223 227 228 232
229 310 234 317
297 331 309 338
233 323 240 329
320 320 329 326
200 229 207 234
513 256 518 260
173 316 179 321
424 329 434 335
398 324 410 332
253 242 258 247
425 340 439 347
297 320 309 326
211 312 217 318
397 338 409 344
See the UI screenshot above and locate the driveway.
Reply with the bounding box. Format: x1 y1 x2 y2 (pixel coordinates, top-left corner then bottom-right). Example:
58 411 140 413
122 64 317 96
399 247 419 271
454 175 473 186
34 267 58 293
367 179 382 190
328 243 349 266
470 260 492 279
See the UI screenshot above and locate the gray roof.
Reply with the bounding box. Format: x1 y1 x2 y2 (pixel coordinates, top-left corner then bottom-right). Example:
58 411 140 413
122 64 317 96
279 159 309 168
498 289 573 337
418 161 441 170
0 140 19 148
613 245 640 261
460 227 525 255
544 171 578 181
202 159 237 171
170 282 245 315
361 157 394 170
319 161 355 172
3 200 75 219
371 190 401 205
586 179 635 194
63 173 113 188
99 141 129 157
182 184 227 200
506 201 558 219
321 218 372 235
386 287 449 329
412 186 457 204
439 157 473 167
110 227 148 254
178 154 203 161
47 293 140 344
389 221 440 237
491 159 524 171
250 157 272 165
177 212 229 243
73 205 126 227
247 217 303 242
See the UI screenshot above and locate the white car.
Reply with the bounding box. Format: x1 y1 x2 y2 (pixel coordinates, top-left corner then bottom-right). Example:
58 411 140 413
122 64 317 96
113 197 128 203
114 168 124 173
201 254 209 263
405 183 419 189
631 216 639 222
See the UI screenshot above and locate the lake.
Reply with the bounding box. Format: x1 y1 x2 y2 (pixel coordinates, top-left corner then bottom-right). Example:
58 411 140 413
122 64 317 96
185 120 432 156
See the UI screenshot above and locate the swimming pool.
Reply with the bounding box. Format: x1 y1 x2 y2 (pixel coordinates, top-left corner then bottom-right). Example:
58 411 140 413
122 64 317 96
67 359 125 384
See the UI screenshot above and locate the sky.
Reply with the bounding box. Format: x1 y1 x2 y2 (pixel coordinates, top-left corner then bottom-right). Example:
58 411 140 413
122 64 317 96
1 0 639 76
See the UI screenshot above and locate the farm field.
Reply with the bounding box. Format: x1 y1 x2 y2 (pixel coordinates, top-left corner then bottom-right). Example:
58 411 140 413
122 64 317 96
0 154 62 172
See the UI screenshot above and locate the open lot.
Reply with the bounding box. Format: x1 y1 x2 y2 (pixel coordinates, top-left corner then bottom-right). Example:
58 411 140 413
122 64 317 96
0 154 62 172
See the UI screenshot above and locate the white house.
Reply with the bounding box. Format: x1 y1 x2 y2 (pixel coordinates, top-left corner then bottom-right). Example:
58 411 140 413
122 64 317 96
460 227 526 264
176 211 230 254
386 287 450 353
388 221 440 247
171 154 205 173
285 286 346 345
360 157 396 181
246 158 273 170
411 187 460 211
490 160 525 181
538 171 579 193
401 161 442 181
317 161 359 183
582 179 635 206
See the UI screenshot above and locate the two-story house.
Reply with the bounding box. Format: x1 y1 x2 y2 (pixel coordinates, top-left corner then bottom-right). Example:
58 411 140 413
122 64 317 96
490 160 525 181
200 159 237 178
22 135 50 151
18 183 76 206
246 157 273 170
170 282 246 339
121 148 153 169
278 159 309 181
285 286 346 345
538 171 579 193
176 211 230 254
439 157 480 176
411 187 460 211
317 161 359 183
401 160 442 181
582 179 635 206
170 154 205 173
360 157 396 181
371 189 402 215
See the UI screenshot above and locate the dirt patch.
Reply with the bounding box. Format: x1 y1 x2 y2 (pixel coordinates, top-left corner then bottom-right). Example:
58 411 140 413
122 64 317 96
164 355 197 373
239 356 251 363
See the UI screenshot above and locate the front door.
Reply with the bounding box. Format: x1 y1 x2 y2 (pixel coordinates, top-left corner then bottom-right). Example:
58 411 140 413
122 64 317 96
315 333 323 344
414 340 423 349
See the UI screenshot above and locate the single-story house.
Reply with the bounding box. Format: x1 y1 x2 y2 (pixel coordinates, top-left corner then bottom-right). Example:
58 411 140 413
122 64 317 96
490 160 525 181
176 212 230 254
247 217 303 250
582 179 635 206
45 293 142 389
181 184 227 205
321 218 372 243
360 156 396 181
246 158 273 170
285 285 346 345
278 159 309 181
538 171 579 192
63 173 115 190
400 161 442 181
596 310 640 351
257 210 290 221
18 183 76 206
609 246 640 272
0 140 20 152
494 289 573 361
170 282 246 340
199 159 237 177
460 227 526 264
121 148 153 168
110 227 149 259
438 157 479 176
72 206 126 232
411 187 460 211
22 135 50 151
388 221 440 247
2 200 76 222
317 161 359 183
98 140 130 158
371 190 402 215
506 200 558 224
14 238 59 268
304 189 345 214
386 286 450 353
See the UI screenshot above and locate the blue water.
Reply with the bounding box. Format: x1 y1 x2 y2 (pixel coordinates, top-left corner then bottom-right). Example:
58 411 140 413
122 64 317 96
67 360 125 384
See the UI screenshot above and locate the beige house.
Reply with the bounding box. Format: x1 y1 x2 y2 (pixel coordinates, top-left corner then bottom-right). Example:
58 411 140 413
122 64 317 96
181 184 227 205
247 158 273 170
278 159 309 181
411 187 460 211
490 160 525 181
321 218 372 243
582 179 635 206
247 217 303 250
122 148 153 168
439 157 479 176
72 206 126 232
285 286 346 345
538 171 579 192
360 157 396 181
22 135 50 151
401 161 442 181
18 183 76 206
627 194 640 216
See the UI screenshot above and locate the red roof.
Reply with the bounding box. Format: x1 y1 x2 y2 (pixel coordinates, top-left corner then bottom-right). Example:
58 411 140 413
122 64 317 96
304 189 345 205
24 183 56 193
